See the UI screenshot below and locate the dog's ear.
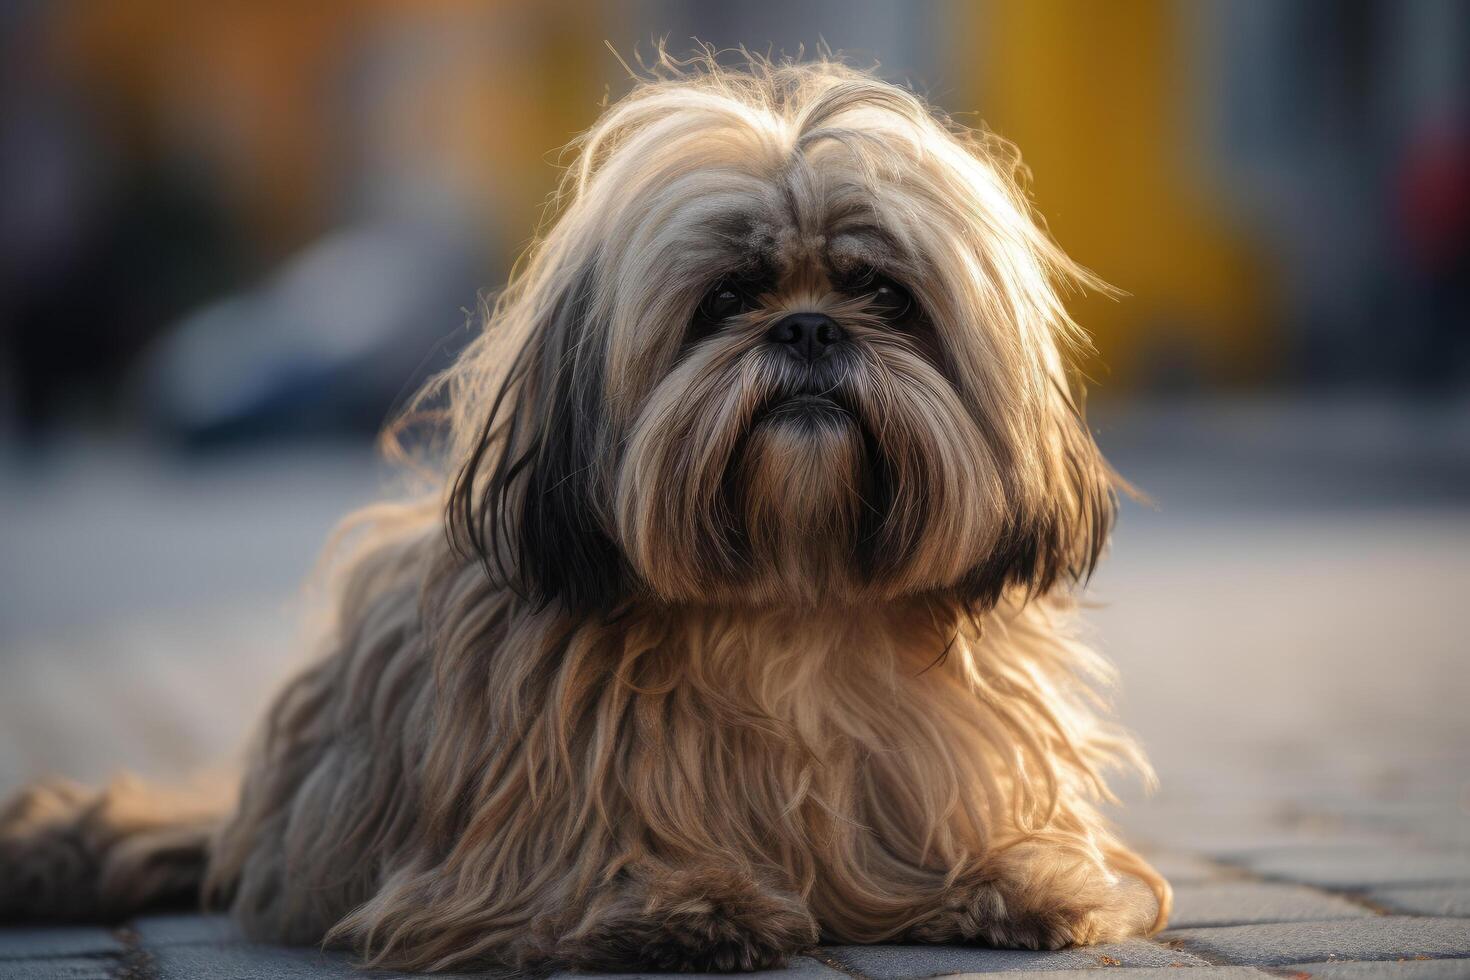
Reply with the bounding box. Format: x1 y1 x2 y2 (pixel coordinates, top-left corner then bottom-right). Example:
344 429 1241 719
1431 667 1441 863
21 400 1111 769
446 266 623 614
957 380 1117 609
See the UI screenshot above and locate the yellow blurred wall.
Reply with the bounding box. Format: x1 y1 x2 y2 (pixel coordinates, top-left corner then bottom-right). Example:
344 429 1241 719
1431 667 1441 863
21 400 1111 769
958 0 1275 387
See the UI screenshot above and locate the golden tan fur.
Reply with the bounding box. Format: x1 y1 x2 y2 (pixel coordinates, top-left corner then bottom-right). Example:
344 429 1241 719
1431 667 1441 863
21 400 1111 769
0 53 1168 972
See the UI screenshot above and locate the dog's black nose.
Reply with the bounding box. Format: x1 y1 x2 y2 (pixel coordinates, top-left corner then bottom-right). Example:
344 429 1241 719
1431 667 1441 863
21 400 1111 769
766 313 846 362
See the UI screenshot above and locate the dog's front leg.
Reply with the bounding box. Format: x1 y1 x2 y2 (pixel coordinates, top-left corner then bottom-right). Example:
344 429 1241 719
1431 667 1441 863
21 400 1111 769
908 840 1164 951
557 864 819 972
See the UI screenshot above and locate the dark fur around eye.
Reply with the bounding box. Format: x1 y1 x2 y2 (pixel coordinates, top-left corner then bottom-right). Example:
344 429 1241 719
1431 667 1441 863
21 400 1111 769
688 278 759 342
708 283 751 319
843 269 916 323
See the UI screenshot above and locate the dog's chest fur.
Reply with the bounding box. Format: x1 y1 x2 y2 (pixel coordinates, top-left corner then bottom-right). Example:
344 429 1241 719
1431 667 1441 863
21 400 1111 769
520 599 1026 861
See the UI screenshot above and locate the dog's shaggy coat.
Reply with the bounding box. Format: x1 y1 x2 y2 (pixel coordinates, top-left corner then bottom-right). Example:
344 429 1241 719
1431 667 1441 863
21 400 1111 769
0 56 1169 972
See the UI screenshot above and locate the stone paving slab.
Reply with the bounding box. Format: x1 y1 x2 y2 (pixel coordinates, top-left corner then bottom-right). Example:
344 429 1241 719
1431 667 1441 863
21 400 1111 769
140 946 847 980
1169 881 1375 928
1224 847 1470 891
1162 917 1470 967
130 912 246 947
146 943 395 980
820 941 1206 977
0 927 123 961
1124 817 1420 864
941 970 1270 980
1291 961 1470 979
1139 850 1235 885
1366 886 1470 918
952 969 1275 975
0 958 116 980
552 955 844 980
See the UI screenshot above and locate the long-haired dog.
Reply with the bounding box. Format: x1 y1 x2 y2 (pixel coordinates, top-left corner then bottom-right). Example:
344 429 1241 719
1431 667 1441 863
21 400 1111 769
0 56 1169 972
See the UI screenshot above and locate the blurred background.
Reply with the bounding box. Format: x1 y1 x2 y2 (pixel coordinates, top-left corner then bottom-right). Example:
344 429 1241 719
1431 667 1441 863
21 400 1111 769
0 1 1466 856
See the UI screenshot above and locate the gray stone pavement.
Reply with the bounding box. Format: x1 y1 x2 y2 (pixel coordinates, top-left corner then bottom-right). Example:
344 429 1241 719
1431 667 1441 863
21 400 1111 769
3 399 1469 978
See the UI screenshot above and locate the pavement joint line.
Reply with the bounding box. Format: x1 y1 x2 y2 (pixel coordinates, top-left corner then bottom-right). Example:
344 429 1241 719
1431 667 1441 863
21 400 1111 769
1335 889 1400 917
1156 933 1241 968
1191 842 1435 921
1212 857 1470 897
1139 937 1226 969
111 925 157 980
0 938 121 965
810 947 875 980
1155 843 1401 965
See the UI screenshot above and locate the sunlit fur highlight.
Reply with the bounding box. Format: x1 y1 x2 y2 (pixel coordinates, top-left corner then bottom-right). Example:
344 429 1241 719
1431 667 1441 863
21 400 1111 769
0 53 1168 973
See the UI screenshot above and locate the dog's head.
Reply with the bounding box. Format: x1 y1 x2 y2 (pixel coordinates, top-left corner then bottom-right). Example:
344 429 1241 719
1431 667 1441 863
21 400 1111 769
441 58 1115 613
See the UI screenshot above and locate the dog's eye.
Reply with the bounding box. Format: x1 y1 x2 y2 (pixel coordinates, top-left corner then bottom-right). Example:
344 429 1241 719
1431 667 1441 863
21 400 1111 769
698 282 751 322
867 276 913 319
842 269 915 322
687 280 761 347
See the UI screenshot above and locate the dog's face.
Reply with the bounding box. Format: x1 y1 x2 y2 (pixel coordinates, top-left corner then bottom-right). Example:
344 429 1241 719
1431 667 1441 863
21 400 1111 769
444 65 1115 613
618 238 1006 609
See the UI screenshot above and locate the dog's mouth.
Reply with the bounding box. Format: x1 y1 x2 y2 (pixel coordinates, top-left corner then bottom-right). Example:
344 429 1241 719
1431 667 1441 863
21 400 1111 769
761 393 847 421
752 376 857 424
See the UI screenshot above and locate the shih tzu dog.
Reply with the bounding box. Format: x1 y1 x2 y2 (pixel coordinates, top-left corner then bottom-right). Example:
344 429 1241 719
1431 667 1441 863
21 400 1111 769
0 56 1169 972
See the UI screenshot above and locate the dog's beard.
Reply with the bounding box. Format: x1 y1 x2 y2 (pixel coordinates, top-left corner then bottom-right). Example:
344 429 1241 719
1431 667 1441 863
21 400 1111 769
616 310 1007 606
738 394 864 599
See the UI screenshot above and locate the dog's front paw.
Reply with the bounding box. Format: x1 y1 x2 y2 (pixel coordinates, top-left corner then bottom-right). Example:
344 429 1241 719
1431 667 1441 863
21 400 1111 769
563 867 818 972
638 893 814 972
911 846 1160 951
961 884 1143 950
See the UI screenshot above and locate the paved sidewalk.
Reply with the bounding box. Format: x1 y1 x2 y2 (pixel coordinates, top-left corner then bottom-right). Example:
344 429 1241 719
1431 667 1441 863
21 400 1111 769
3 404 1468 978
3 803 1467 978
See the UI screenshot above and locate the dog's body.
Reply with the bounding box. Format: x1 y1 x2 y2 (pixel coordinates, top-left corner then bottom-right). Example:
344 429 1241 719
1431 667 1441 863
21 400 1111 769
0 57 1168 972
